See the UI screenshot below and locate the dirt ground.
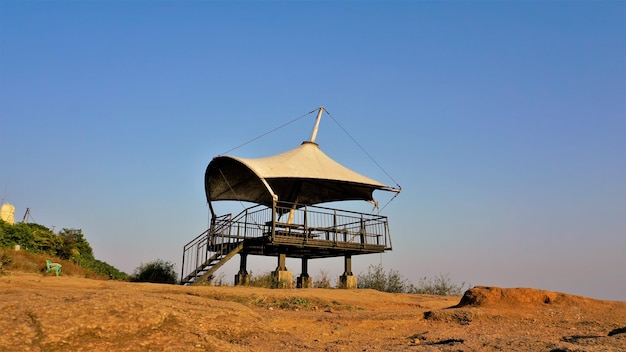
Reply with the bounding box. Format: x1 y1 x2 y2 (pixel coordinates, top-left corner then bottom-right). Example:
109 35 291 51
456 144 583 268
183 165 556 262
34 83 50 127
1 272 625 352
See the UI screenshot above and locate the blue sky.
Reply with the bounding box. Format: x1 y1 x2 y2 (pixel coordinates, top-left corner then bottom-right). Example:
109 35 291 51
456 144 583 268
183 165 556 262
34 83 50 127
1 1 624 300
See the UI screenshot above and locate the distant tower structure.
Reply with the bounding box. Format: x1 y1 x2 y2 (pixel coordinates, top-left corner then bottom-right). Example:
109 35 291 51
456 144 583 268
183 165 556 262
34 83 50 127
22 208 30 223
0 202 16 225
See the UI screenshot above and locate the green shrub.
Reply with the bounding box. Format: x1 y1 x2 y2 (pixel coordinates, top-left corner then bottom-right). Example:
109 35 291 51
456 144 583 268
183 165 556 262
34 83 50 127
245 271 294 288
246 271 278 288
358 264 468 295
357 263 408 293
72 255 127 280
409 273 468 296
131 259 178 284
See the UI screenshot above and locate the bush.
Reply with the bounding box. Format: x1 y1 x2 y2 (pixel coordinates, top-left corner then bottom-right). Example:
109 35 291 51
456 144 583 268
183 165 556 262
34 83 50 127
313 269 332 288
409 273 468 296
358 264 468 296
357 264 409 293
245 271 295 288
212 272 227 286
131 259 178 284
72 255 127 280
0 251 12 271
246 271 279 288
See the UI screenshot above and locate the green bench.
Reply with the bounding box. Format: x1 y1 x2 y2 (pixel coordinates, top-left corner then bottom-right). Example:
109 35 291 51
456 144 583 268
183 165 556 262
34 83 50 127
46 259 62 276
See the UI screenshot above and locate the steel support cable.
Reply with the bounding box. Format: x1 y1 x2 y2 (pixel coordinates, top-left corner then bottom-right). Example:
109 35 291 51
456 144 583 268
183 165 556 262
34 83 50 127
323 109 402 190
378 191 400 213
323 109 402 215
219 109 318 156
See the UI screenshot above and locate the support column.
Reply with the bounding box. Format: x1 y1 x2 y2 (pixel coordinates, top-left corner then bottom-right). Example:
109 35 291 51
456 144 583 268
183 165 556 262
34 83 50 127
273 253 292 288
297 257 312 288
234 253 250 285
339 254 357 289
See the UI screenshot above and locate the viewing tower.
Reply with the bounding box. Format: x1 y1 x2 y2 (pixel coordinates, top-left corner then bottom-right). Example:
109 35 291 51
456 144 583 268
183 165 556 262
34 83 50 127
181 107 401 288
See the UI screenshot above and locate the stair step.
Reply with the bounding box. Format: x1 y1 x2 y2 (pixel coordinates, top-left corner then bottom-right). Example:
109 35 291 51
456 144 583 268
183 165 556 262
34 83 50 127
181 241 245 285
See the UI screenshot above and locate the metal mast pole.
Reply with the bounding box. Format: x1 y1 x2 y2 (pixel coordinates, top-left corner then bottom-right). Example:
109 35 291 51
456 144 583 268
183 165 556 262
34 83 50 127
287 107 325 224
309 107 324 143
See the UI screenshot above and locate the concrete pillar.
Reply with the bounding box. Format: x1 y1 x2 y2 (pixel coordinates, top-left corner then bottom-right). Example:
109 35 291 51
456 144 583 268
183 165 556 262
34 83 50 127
297 257 312 288
276 253 287 271
234 253 250 285
344 254 353 276
339 255 357 289
273 253 292 288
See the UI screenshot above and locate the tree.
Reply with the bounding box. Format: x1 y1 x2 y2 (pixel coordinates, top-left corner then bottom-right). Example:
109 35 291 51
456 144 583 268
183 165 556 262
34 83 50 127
31 224 61 255
57 228 93 260
0 221 58 254
131 259 178 284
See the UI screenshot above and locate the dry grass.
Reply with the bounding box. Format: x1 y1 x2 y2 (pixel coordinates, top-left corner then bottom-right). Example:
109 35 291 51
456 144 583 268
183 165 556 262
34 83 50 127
0 247 109 280
1 269 625 351
1 249 625 351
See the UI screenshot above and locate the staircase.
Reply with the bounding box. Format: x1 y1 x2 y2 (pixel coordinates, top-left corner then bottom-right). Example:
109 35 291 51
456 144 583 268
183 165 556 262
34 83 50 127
180 206 270 286
181 240 244 285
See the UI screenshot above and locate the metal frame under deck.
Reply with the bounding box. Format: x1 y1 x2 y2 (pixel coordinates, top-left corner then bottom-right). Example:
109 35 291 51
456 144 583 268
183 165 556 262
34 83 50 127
180 201 392 284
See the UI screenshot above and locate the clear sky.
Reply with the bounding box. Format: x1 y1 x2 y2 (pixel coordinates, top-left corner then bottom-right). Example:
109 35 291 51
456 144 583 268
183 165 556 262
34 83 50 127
1 1 624 301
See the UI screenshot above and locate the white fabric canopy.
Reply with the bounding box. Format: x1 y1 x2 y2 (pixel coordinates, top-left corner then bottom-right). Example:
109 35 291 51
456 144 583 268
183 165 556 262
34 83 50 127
205 141 396 208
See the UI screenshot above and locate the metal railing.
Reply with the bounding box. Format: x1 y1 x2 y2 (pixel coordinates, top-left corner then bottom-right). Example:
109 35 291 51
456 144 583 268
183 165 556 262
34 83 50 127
181 202 391 283
181 206 269 283
271 202 391 247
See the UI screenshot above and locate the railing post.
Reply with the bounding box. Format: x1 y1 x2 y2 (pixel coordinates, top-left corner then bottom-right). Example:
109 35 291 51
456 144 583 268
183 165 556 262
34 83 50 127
180 248 186 284
243 208 248 239
333 209 337 244
195 244 200 275
360 214 366 246
209 216 216 247
303 205 308 243
271 198 277 242
386 221 393 250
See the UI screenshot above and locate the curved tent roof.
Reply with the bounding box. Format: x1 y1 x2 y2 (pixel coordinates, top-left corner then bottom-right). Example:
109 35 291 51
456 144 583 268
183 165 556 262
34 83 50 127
205 141 398 208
